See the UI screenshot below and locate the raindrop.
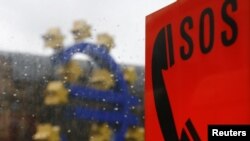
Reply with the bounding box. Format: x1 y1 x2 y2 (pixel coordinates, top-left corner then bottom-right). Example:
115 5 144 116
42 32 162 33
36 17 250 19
38 64 41 68
67 129 71 133
114 107 118 111
142 78 145 82
13 93 17 97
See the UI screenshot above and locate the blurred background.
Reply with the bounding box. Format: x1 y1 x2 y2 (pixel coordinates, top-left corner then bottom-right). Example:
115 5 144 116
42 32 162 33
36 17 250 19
0 0 175 141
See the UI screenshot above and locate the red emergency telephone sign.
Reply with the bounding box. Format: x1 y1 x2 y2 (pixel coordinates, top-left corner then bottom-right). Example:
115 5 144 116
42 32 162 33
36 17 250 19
145 0 250 140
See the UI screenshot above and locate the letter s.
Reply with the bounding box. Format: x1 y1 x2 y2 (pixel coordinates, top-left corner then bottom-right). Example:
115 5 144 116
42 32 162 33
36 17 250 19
242 131 247 136
180 16 194 60
221 0 238 46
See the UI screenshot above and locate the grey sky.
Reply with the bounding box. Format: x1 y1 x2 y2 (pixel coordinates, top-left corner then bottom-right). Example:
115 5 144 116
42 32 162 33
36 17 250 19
0 0 175 65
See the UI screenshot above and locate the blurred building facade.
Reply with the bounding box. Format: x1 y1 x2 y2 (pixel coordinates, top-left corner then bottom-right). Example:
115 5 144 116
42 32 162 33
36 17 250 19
0 51 144 141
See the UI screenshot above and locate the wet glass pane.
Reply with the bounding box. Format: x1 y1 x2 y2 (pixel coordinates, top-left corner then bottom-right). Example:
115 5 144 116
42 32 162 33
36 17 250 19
0 0 175 141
